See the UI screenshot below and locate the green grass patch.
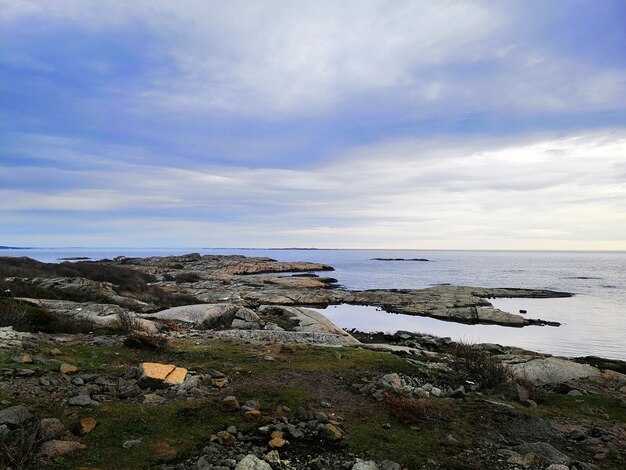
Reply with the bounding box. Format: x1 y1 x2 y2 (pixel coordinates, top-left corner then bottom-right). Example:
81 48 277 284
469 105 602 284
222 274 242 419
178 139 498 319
540 393 626 422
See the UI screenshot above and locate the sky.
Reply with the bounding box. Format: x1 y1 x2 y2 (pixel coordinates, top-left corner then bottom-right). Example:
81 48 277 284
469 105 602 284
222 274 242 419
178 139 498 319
1 0 625 250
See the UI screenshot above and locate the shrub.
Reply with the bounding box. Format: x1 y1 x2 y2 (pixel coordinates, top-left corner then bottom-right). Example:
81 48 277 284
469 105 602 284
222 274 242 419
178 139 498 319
124 331 171 351
383 394 450 425
116 311 142 333
0 298 30 331
0 419 43 470
449 342 511 390
174 272 201 284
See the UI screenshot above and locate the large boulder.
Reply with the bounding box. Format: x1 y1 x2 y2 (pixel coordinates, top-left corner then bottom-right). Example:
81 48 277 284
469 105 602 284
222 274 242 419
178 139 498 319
507 357 602 385
139 304 241 328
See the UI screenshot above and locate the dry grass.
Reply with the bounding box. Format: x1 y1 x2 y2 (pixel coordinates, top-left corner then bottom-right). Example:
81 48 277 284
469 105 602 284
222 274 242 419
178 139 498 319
382 394 450 425
0 420 44 470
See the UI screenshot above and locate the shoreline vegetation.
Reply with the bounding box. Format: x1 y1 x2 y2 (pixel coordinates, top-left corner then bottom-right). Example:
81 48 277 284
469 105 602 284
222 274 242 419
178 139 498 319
0 253 624 469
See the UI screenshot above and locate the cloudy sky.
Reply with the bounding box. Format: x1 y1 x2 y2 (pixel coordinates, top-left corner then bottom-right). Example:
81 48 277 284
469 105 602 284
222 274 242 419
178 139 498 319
1 0 625 249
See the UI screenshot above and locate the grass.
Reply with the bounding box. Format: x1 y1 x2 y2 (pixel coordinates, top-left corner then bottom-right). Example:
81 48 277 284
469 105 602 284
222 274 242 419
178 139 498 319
538 393 626 422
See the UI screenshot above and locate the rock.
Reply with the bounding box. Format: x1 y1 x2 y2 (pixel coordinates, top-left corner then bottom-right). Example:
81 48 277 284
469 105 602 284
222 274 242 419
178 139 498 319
265 450 280 464
211 431 237 445
235 454 272 470
269 431 286 448
546 465 570 470
139 304 241 328
12 354 33 363
39 440 86 458
122 438 142 449
78 417 97 435
40 418 67 440
352 460 379 470
507 452 540 467
567 390 583 397
69 395 100 407
222 396 240 411
508 358 602 385
0 404 33 426
512 442 572 465
0 424 8 439
380 461 402 470
59 363 78 374
245 410 261 420
138 362 187 388
322 423 343 441
378 373 406 393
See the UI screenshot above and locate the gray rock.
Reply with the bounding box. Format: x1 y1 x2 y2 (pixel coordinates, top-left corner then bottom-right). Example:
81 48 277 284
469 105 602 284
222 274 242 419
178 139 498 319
508 358 602 385
512 442 571 465
68 394 100 407
546 465 570 470
0 424 9 439
122 438 142 449
235 454 272 470
380 461 401 470
352 460 379 470
0 404 33 426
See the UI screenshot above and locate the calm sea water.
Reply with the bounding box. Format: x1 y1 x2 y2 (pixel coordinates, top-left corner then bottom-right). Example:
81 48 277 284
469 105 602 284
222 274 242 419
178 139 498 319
2 248 625 360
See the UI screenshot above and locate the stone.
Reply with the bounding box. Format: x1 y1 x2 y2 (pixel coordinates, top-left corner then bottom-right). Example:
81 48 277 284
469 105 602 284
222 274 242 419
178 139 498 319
49 348 62 355
78 417 97 435
352 460 379 470
546 465 570 470
39 440 86 458
380 461 402 470
0 404 33 426
69 395 99 407
322 423 343 440
137 362 187 388
512 442 572 465
265 450 281 463
122 438 142 449
59 363 78 374
0 424 8 439
244 410 261 420
211 430 237 445
235 454 272 470
163 367 188 385
379 373 406 392
222 396 240 411
269 431 286 448
40 418 67 440
508 358 601 385
507 452 540 467
12 354 33 364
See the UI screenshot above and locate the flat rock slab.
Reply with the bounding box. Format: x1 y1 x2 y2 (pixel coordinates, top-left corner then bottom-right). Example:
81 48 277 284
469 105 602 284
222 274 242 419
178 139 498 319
39 440 86 458
139 362 188 386
507 357 602 385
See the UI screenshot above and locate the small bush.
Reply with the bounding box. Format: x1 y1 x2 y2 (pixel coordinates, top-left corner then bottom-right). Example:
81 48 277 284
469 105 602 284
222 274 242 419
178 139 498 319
124 331 171 351
0 298 30 331
116 311 141 333
449 342 511 390
0 419 43 470
174 272 201 284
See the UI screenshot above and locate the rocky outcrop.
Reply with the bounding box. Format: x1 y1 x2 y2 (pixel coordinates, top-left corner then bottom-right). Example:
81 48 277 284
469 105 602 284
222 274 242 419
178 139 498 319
212 329 359 346
505 357 603 385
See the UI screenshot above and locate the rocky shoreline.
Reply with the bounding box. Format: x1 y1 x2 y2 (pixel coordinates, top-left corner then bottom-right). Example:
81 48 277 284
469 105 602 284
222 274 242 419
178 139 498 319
0 253 624 469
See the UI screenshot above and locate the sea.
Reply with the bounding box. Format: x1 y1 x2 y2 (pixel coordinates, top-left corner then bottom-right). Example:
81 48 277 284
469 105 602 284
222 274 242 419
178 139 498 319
2 247 625 361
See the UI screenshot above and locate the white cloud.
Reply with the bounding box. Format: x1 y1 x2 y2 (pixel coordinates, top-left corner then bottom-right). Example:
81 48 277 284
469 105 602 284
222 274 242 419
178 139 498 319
3 0 623 117
3 129 625 249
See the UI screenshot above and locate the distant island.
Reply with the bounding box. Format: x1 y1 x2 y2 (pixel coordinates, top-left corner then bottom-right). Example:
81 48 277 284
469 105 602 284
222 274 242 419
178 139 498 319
372 257 430 262
0 245 31 249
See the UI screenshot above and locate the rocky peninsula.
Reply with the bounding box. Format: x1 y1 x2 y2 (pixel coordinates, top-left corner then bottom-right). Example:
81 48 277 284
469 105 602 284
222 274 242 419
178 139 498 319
0 254 624 470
